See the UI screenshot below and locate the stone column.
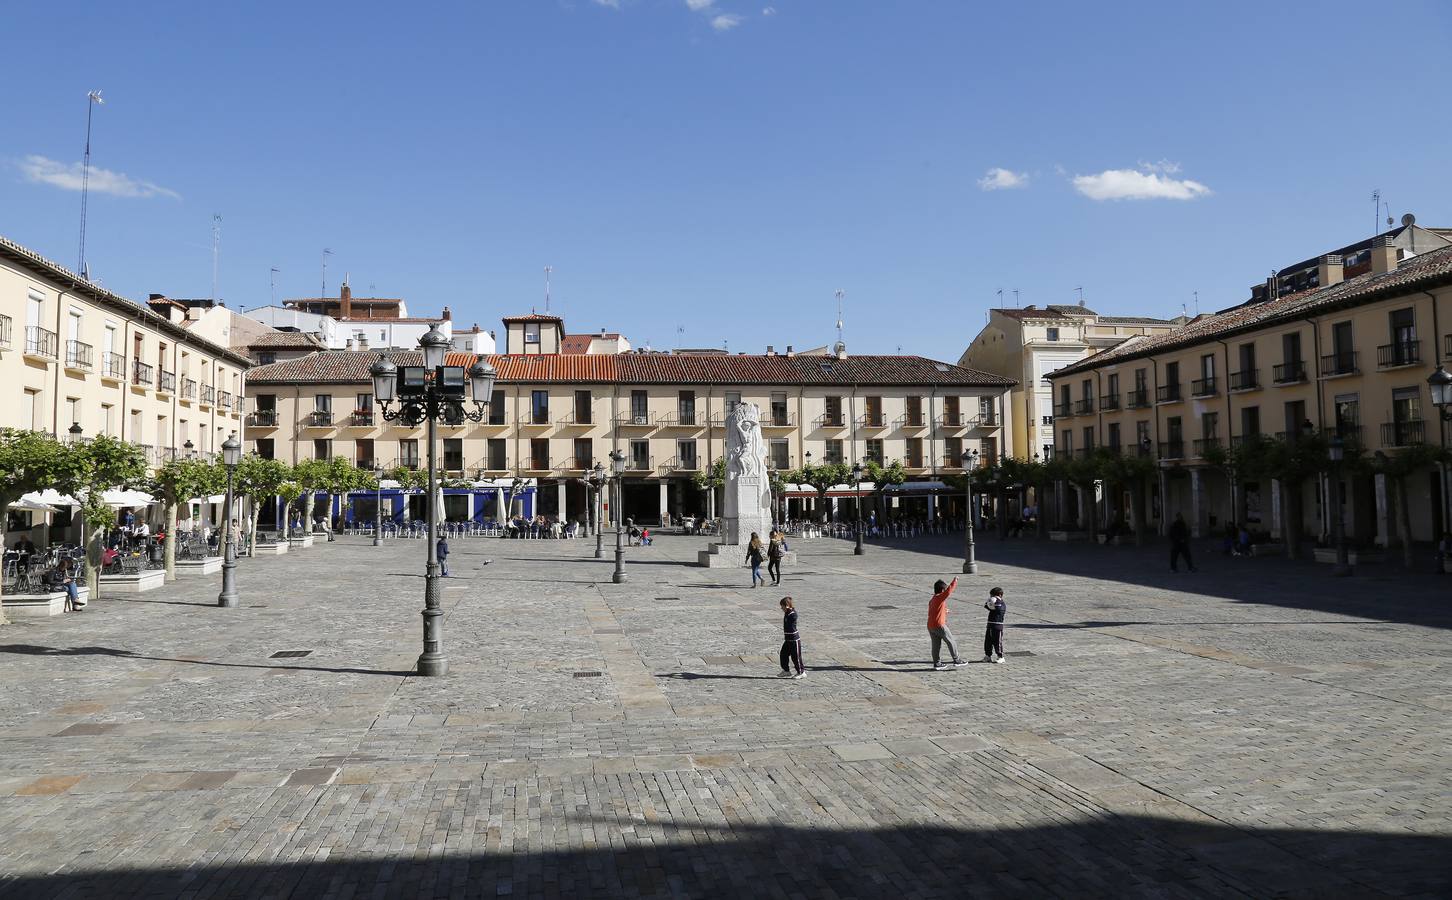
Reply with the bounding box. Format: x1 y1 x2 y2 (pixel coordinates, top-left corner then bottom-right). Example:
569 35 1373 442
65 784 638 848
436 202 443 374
1054 480 1067 529
1074 485 1087 530
1157 470 1170 536
1374 472 1391 548
1189 468 1206 538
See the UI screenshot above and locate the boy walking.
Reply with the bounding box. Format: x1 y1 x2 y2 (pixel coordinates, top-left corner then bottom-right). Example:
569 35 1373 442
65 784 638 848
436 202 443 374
927 577 966 670
436 535 450 577
983 587 1007 663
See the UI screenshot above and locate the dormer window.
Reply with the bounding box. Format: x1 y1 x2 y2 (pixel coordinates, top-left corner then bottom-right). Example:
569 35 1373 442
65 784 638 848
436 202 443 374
1046 327 1060 342
525 323 540 344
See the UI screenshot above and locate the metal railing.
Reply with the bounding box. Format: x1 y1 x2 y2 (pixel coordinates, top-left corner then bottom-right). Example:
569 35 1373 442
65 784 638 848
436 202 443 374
614 413 655 428
937 413 968 428
1052 403 1073 418
200 385 215 404
1376 341 1420 368
351 411 375 426
467 457 511 474
102 351 126 379
0 315 10 348
1192 437 1221 456
767 454 793 471
625 455 654 472
390 456 422 471
1320 351 1357 376
181 377 197 399
248 409 279 427
659 412 701 427
132 360 154 386
763 411 795 428
1381 420 1425 447
903 457 926 469
1158 440 1185 459
1074 398 1094 415
859 413 888 428
65 340 93 369
556 411 594 426
661 455 700 472
816 413 850 429
1272 360 1306 383
25 326 58 358
1333 424 1364 445
1126 389 1150 408
940 455 966 469
1229 369 1258 391
1156 384 1181 403
218 391 233 410
308 410 333 426
1099 394 1120 411
158 370 176 394
556 456 592 472
1190 376 1217 397
893 413 927 429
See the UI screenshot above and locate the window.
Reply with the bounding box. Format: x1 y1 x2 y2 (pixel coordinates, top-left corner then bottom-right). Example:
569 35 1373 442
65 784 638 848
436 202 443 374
1164 360 1179 393
1107 422 1121 450
1060 429 1073 454
1333 394 1359 439
313 439 331 460
769 392 788 425
1241 406 1260 438
1284 400 1307 437
1082 426 1094 451
630 390 649 422
1135 420 1151 453
574 437 593 467
678 439 698 469
1106 373 1119 397
905 437 923 467
356 438 375 468
258 352 277 364
400 439 420 468
979 396 995 424
442 439 463 472
575 390 592 425
27 290 43 327
825 439 843 464
1080 378 1093 401
725 391 742 413
944 436 963 466
1046 327 1060 342
531 390 549 424
1201 354 1215 380
824 395 843 426
487 438 507 470
356 392 373 413
678 390 696 425
865 439 883 463
905 396 922 427
1201 411 1219 440
1391 388 1420 425
865 396 884 426
1166 416 1183 444
524 323 540 344
530 438 550 469
314 394 331 413
256 438 274 460
1134 368 1147 391
1388 308 1417 365
101 403 115 436
769 439 791 469
630 439 650 469
489 392 506 425
1283 331 1302 362
1058 383 1071 413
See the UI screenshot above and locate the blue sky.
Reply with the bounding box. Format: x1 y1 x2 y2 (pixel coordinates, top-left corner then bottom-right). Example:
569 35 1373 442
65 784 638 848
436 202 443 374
4 1 1451 362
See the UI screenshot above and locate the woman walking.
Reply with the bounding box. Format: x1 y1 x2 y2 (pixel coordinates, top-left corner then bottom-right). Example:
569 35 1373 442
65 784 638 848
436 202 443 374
767 529 785 586
745 532 766 588
777 596 805 679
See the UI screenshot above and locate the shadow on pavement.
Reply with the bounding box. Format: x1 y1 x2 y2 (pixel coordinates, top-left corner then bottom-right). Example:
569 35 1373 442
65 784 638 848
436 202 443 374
1 817 1444 898
0 644 413 678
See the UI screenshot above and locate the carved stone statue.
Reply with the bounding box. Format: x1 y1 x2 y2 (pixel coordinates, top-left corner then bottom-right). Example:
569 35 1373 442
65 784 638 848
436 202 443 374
723 402 772 546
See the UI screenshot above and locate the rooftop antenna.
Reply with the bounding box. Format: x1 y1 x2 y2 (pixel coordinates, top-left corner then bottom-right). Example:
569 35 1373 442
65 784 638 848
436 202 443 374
996 289 1003 307
543 265 552 313
270 267 280 306
676 324 685 349
1192 291 1199 316
1075 286 1084 307
209 214 222 301
1013 289 1020 308
835 289 845 347
77 90 104 278
321 248 333 298
1371 190 1381 238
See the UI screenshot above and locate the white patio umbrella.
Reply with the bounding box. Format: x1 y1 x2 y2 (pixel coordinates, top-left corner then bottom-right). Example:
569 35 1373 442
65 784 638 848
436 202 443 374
8 497 60 514
102 488 156 507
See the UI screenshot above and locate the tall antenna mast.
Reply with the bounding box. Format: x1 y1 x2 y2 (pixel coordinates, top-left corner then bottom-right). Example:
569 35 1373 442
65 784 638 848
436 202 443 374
210 214 222 301
676 324 684 349
543 265 552 313
321 248 333 298
835 289 845 348
1192 290 1199 316
996 289 1003 307
1371 190 1381 238
1075 286 1084 306
270 267 280 306
77 90 104 278
1013 289 1020 308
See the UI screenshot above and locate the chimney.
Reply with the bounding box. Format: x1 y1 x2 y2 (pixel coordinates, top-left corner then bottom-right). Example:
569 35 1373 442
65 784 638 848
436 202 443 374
442 305 452 321
339 281 352 319
766 345 775 356
1317 254 1344 288
785 345 795 357
346 338 354 350
1371 235 1399 275
1265 272 1280 302
357 333 369 350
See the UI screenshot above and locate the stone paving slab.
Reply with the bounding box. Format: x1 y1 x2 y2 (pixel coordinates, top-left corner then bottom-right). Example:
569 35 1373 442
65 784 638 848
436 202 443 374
0 532 1447 897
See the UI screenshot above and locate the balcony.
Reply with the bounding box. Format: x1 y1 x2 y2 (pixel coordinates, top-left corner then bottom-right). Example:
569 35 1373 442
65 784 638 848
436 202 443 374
1229 434 1263 449
356 458 376 471
0 315 10 349
1190 376 1217 397
1073 398 1094 415
469 457 511 476
557 456 592 473
390 457 421 472
614 413 656 428
1192 437 1222 457
816 413 850 430
1320 351 1358 377
1272 360 1307 384
659 413 702 428
62 339 93 371
940 455 965 470
1052 403 1074 418
131 360 155 387
624 455 654 473
1333 424 1364 446
1158 440 1185 460
936 413 969 429
157 370 176 395
25 326 58 360
218 391 233 410
350 410 375 427
972 412 998 428
200 385 215 406
1125 389 1150 409
307 411 334 427
661 455 700 473
235 396 247 414
1099 394 1120 411
1229 369 1259 392
762 411 795 428
859 413 888 429
1155 384 1182 403
556 411 594 427
1376 341 1421 369
767 454 792 471
248 409 279 427
903 457 927 470
98 351 125 380
181 377 197 400
1381 420 1426 447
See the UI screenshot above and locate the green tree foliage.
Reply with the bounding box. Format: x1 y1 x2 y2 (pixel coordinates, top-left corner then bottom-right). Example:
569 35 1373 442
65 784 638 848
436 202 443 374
0 428 71 615
145 458 224 580
235 455 290 550
787 460 852 523
1098 451 1157 545
52 436 149 600
276 481 304 537
1371 443 1451 568
861 459 906 524
689 458 725 494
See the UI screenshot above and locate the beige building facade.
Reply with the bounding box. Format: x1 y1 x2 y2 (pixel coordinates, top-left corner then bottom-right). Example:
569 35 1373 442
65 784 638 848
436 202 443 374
1047 236 1452 547
245 315 1014 525
959 304 1181 461
0 235 250 464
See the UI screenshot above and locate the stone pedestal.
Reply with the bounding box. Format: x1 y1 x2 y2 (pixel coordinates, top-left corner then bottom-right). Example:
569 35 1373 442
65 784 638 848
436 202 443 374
722 403 771 547
99 570 166 594
255 542 289 555
175 556 224 576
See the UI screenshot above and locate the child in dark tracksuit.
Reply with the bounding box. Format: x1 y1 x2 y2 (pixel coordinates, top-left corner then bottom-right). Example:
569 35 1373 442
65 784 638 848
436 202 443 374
983 587 1006 663
778 597 805 679
436 537 450 577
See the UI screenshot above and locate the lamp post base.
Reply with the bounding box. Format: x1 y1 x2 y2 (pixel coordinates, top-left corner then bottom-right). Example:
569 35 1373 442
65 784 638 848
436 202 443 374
962 560 978 574
612 570 628 584
217 594 238 608
416 652 449 676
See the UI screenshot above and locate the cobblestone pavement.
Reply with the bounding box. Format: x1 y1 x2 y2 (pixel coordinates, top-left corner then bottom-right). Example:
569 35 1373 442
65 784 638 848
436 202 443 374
0 531 1447 898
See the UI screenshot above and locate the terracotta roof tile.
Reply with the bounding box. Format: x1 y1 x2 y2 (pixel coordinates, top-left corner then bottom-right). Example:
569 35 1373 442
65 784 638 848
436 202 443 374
501 313 564 323
246 332 326 349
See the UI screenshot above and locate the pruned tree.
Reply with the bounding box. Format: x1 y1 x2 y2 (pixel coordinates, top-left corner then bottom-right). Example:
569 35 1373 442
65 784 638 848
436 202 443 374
1258 432 1332 560
690 458 726 520
0 428 70 620
1372 443 1450 569
52 436 149 601
276 481 304 538
235 455 289 551
145 458 224 580
787 460 853 523
861 459 907 527
291 458 329 533
1099 451 1157 546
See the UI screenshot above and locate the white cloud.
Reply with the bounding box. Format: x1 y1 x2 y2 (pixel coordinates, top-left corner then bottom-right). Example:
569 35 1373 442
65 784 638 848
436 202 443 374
762 5 776 14
592 0 621 7
1071 163 1210 201
710 13 742 30
19 155 180 200
978 167 1028 191
685 0 713 9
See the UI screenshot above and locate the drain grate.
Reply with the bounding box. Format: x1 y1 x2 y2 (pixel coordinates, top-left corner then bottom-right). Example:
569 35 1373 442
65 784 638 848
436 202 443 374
868 605 899 610
573 671 603 678
655 597 680 601
1006 650 1035 657
270 650 313 659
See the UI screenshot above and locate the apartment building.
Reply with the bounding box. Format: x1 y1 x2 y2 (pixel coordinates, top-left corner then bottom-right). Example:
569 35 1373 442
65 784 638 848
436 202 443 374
0 234 251 464
245 314 1014 524
1047 234 1452 546
959 303 1182 460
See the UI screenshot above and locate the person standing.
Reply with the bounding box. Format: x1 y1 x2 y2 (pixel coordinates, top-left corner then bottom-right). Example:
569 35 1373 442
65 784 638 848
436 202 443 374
436 534 450 577
745 533 766 588
983 587 1007 663
927 576 966 670
777 596 805 679
1169 513 1196 572
767 530 785 586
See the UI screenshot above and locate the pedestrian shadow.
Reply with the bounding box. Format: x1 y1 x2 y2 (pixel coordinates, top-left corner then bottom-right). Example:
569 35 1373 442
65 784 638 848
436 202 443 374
0 643 413 678
104 597 220 608
660 663 940 679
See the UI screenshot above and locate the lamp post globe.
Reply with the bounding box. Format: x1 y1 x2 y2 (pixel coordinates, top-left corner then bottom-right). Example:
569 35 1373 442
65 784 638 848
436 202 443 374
610 449 627 583
419 323 450 370
1427 364 1452 411
217 432 242 608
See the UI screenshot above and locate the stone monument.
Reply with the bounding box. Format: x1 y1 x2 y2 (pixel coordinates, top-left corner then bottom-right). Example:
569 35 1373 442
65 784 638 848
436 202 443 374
698 402 784 568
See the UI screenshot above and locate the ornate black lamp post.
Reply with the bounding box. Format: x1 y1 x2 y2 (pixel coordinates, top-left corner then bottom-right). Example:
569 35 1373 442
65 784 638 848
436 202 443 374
610 449 627 583
217 433 242 607
1328 435 1351 577
591 462 606 559
373 463 385 547
852 461 865 555
962 448 980 574
370 327 497 677
1427 365 1452 549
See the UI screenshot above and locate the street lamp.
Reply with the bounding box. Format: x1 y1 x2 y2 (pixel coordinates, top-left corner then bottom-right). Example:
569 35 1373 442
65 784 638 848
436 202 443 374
183 439 195 459
373 463 385 547
370 331 497 677
610 449 627 583
852 461 865 555
962 449 980 574
1425 365 1452 555
217 432 242 607
591 462 606 559
1327 435 1351 577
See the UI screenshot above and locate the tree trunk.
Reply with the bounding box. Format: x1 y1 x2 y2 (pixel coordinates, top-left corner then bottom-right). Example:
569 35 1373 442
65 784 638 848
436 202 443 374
1395 475 1415 569
247 503 259 555
84 520 103 602
1082 483 1099 544
303 493 316 534
1131 480 1148 547
1036 480 1049 540
162 497 178 582
1284 480 1303 560
0 493 12 622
